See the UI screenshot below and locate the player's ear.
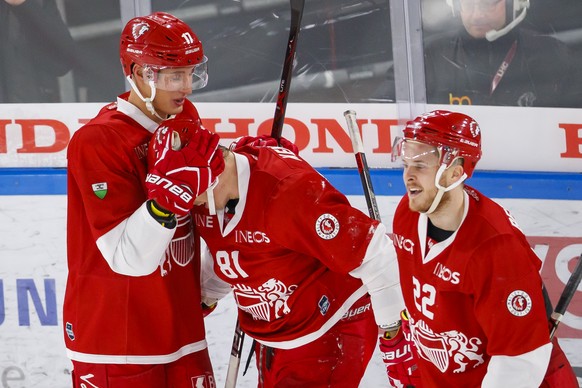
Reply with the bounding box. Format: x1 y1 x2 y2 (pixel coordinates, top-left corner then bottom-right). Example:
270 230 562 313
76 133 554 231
451 159 465 182
132 64 143 78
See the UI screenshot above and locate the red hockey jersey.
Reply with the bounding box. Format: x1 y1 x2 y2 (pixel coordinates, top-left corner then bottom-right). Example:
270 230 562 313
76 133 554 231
64 94 208 363
196 147 403 349
393 186 552 387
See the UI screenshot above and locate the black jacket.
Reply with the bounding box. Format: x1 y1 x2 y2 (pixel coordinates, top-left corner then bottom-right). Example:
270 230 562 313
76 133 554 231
0 0 78 103
424 28 582 107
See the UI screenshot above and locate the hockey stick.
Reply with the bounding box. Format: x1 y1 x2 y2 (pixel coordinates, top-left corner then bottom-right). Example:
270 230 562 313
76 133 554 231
224 319 245 388
344 110 381 221
271 0 305 142
549 253 582 339
224 3 305 386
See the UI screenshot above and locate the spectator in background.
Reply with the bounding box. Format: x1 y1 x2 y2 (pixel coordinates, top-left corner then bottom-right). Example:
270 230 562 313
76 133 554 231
424 0 582 107
0 0 78 103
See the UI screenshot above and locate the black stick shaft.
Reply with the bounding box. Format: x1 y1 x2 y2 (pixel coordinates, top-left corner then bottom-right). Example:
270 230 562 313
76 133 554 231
550 254 582 339
271 0 305 142
225 2 305 385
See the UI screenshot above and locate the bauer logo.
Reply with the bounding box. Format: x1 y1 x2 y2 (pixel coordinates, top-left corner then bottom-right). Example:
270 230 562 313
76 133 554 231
315 214 339 240
506 290 532 317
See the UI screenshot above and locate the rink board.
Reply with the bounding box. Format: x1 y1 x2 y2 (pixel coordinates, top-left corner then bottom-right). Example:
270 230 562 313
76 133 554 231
1 167 581 199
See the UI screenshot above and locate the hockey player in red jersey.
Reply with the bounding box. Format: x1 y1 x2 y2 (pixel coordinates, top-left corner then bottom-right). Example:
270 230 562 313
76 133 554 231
63 13 224 388
193 144 404 387
380 110 577 387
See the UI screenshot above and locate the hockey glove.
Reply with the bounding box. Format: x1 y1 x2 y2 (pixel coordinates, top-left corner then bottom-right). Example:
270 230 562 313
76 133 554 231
539 336 579 387
229 134 299 155
146 118 225 216
379 310 422 388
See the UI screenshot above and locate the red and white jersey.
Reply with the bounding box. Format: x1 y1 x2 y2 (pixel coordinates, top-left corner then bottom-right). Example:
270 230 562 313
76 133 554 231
196 147 403 349
393 186 551 387
64 93 208 364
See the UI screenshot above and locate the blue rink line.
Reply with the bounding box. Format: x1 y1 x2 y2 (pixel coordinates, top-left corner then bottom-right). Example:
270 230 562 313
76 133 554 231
0 168 581 199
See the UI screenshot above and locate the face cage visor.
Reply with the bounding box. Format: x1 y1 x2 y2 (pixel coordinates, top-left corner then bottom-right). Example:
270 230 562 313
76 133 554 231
392 137 469 212
142 56 208 92
391 137 438 167
392 137 466 167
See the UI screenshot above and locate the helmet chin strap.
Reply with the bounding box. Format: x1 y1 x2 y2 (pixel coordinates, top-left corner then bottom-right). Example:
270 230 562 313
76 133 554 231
206 177 219 216
485 6 527 41
126 75 165 121
424 164 467 214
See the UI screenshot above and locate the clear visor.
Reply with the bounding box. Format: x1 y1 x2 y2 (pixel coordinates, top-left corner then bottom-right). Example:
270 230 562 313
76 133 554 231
391 137 436 163
143 56 208 92
392 137 460 169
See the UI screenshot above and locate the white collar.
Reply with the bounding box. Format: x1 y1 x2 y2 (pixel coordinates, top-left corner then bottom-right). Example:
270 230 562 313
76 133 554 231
419 190 470 264
116 96 159 133
217 152 251 236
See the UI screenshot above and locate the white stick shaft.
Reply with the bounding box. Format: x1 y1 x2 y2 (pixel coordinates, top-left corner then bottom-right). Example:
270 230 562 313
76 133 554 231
224 355 241 388
344 110 365 153
343 109 381 221
224 321 245 388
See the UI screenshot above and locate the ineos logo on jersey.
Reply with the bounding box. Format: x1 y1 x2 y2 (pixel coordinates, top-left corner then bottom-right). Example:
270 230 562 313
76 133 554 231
315 214 339 240
433 262 460 285
393 233 414 255
146 173 193 203
506 290 532 317
235 230 271 244
194 213 214 228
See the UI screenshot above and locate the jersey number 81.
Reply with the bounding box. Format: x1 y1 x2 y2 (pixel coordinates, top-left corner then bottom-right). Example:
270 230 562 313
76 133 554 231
215 250 249 279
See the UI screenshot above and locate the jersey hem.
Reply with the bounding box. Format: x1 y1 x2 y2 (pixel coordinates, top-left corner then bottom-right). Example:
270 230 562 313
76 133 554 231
66 340 208 364
255 285 368 349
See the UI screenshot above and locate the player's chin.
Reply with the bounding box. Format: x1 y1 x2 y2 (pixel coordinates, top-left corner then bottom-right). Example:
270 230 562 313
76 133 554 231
163 103 185 116
408 196 429 213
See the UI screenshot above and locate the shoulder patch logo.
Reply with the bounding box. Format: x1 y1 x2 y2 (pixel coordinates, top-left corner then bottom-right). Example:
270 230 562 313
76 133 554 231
318 295 330 315
92 182 108 199
506 290 532 317
65 322 75 341
315 213 339 240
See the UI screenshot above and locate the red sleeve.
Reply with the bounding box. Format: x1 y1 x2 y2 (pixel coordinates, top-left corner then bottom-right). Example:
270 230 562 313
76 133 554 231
469 234 550 356
67 122 148 240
